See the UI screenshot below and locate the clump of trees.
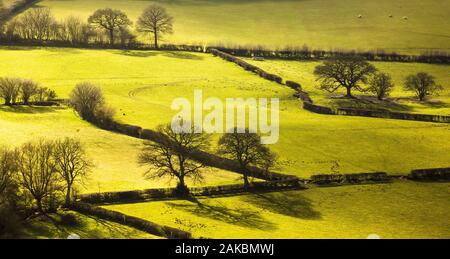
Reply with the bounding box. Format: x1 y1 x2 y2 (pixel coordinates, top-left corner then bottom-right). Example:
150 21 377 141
0 77 56 105
0 138 91 236
69 82 111 122
138 124 277 195
314 57 443 102
1 4 173 47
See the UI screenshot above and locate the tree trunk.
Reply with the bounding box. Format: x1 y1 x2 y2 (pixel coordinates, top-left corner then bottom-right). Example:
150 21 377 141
36 198 45 215
346 87 353 98
154 31 158 49
65 185 72 207
243 170 250 190
109 29 114 46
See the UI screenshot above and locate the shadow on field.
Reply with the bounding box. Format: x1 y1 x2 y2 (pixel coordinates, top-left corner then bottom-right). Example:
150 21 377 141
162 51 204 60
115 50 158 58
0 105 63 114
166 199 277 230
242 191 322 220
332 96 415 112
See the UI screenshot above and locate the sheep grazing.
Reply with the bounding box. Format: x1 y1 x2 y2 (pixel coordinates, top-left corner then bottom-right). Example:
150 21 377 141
389 15 393 18
403 16 408 20
358 14 363 19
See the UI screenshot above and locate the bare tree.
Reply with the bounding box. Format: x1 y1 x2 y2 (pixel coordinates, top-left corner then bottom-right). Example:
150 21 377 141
137 4 173 49
88 8 132 45
20 7 56 41
404 72 443 101
54 138 91 207
0 148 18 198
69 82 104 121
218 128 276 189
314 56 377 98
61 16 90 44
367 72 394 100
17 140 60 214
0 77 21 105
20 79 39 105
138 124 210 196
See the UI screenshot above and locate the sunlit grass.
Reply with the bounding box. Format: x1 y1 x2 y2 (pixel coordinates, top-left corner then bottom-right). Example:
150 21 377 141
37 0 450 53
0 47 449 179
104 181 450 239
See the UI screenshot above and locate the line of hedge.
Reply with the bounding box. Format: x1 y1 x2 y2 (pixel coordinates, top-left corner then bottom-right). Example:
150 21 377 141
92 118 299 182
210 48 283 84
311 172 391 185
78 180 304 205
214 46 450 65
302 101 335 115
71 202 192 239
410 167 450 181
336 108 450 123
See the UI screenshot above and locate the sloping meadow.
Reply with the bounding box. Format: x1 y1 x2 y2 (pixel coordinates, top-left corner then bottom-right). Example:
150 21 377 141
0 47 449 179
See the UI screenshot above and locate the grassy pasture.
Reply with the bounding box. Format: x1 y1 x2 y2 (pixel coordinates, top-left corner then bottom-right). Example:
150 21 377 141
0 105 243 193
17 211 160 239
0 47 449 179
104 181 450 239
245 58 450 115
37 0 450 54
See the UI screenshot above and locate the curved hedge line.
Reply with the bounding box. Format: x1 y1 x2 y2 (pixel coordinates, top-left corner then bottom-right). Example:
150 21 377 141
78 180 304 205
410 167 450 181
71 202 192 239
311 172 390 185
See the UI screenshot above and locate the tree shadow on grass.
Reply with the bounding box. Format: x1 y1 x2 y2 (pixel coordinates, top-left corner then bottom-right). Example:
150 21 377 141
114 50 158 58
242 191 322 220
0 105 65 114
166 199 277 231
331 95 415 112
162 51 204 60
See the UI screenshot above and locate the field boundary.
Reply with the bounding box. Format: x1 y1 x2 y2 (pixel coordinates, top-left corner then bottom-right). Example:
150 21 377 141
71 202 192 239
77 180 305 205
211 48 450 124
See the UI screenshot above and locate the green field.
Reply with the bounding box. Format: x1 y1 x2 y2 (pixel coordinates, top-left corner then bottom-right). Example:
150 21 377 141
0 105 243 194
37 0 450 53
104 181 450 239
16 211 160 239
0 47 449 180
245 58 450 115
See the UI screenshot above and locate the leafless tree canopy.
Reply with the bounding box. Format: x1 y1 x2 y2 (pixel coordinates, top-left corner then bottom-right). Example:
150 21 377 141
137 4 173 48
138 124 210 195
88 8 132 45
367 72 394 100
404 72 443 101
20 79 39 105
314 56 377 97
0 148 18 198
15 7 57 41
69 82 105 121
218 128 276 188
54 138 91 206
17 140 60 213
0 77 21 105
